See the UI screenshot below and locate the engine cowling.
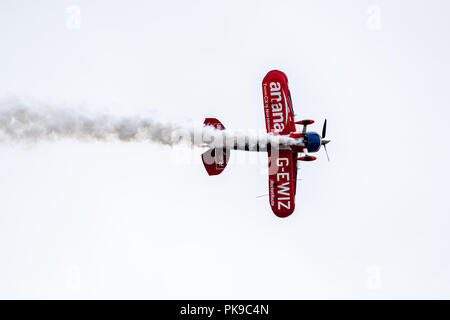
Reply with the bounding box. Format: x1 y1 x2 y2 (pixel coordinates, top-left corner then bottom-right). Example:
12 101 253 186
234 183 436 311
305 132 321 152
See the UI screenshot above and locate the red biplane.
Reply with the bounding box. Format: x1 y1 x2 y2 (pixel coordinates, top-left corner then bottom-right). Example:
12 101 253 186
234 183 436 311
201 70 330 218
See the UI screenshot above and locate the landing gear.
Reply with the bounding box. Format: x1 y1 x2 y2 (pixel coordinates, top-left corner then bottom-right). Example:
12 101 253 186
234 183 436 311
297 155 316 161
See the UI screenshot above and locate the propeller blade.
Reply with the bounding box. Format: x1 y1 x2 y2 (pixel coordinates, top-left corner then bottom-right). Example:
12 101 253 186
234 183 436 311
322 119 327 138
323 144 330 162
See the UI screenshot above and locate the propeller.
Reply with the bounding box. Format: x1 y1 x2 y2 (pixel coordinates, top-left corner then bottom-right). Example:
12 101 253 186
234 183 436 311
323 144 330 161
321 119 331 161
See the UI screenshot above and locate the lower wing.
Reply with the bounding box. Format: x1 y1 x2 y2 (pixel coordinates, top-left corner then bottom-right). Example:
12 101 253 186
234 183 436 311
268 149 296 218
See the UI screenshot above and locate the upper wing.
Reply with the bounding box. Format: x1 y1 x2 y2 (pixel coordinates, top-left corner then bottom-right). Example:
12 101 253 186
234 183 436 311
268 148 296 218
262 70 295 135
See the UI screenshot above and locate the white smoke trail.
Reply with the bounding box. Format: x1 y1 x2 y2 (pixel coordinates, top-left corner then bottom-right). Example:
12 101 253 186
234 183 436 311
0 96 297 148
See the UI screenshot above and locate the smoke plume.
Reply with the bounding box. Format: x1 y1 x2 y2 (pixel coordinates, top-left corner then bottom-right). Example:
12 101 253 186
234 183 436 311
0 96 296 148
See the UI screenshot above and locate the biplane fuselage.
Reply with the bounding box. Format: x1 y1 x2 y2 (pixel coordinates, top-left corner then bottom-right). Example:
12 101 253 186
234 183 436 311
202 70 330 218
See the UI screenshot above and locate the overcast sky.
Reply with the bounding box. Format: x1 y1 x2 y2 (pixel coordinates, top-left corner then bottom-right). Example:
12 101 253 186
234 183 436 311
1 0 450 299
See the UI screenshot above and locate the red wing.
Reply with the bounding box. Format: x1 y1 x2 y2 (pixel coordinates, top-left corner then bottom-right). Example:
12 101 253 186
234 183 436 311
201 118 229 176
268 149 296 218
262 70 295 135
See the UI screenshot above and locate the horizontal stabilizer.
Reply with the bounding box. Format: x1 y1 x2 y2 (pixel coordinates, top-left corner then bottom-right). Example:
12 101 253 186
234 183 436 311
202 147 230 176
202 118 230 176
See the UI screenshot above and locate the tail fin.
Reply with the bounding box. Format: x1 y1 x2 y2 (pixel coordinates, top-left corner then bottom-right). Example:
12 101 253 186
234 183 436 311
201 118 230 176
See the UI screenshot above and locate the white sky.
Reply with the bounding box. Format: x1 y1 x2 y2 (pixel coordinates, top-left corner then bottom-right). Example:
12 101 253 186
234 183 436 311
0 0 450 299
